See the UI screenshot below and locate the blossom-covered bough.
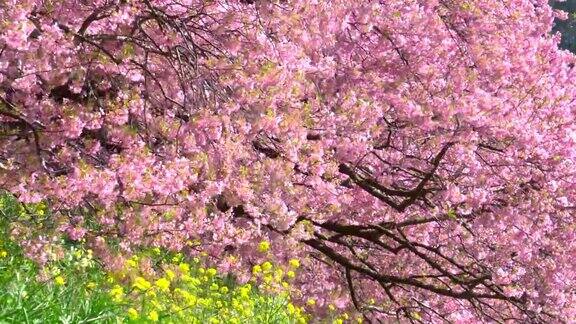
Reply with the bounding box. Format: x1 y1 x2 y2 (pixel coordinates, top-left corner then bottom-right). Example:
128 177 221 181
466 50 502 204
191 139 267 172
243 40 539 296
1 0 576 322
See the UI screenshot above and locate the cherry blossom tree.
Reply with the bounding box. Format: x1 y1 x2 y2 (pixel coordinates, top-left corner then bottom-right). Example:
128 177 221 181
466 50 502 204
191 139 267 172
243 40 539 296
2 0 576 322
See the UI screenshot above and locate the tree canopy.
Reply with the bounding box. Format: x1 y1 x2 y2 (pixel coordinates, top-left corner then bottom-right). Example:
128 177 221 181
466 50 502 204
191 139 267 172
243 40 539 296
1 0 576 322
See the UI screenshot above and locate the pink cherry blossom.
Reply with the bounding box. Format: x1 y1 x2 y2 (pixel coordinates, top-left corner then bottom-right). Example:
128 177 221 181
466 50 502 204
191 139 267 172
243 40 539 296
2 0 576 322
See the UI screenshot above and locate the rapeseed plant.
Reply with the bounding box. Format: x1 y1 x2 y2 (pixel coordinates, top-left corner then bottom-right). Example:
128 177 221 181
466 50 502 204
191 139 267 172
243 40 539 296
0 193 349 323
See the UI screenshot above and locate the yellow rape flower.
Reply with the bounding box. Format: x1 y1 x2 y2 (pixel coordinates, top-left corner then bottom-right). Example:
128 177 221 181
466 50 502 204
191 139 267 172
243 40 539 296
239 284 251 298
73 250 83 259
146 289 157 298
172 253 183 263
190 277 202 286
0 250 7 258
125 259 137 268
54 276 65 286
178 263 190 274
170 304 183 316
186 294 198 306
206 268 217 277
287 303 296 315
127 308 139 320
258 240 270 253
176 288 197 306
109 285 124 302
86 282 97 290
147 310 159 322
289 258 300 269
155 278 170 291
274 268 284 280
133 276 152 291
165 269 176 281
242 308 253 317
150 298 164 311
261 261 273 272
